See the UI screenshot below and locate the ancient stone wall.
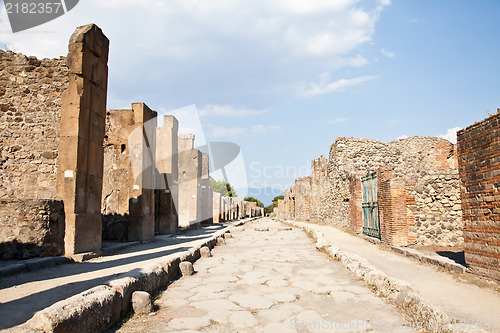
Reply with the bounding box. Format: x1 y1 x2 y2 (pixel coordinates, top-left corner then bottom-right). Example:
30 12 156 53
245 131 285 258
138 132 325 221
457 111 500 281
290 135 463 247
0 51 68 200
408 169 463 246
0 200 65 259
0 51 68 258
309 156 331 222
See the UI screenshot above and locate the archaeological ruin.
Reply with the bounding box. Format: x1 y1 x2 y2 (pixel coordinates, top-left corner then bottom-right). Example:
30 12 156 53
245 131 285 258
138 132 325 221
276 112 499 281
0 23 497 288
0 24 263 261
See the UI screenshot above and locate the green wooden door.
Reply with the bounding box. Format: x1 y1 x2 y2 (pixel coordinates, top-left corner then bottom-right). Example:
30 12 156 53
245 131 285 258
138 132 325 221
361 172 381 239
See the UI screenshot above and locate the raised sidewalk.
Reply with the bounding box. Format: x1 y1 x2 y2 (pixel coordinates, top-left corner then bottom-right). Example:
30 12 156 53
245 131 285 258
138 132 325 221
286 220 500 332
0 219 255 332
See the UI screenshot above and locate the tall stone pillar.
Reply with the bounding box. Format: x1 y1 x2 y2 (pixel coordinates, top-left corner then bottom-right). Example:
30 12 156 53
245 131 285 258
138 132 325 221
155 115 179 234
128 103 157 241
213 192 221 223
57 24 109 255
200 152 213 224
178 134 202 227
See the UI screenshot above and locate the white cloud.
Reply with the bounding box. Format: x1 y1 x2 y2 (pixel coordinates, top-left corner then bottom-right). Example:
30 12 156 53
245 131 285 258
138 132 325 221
199 105 263 117
252 124 282 133
303 75 375 97
438 127 462 144
328 118 347 124
396 134 409 140
209 125 248 139
381 48 395 58
0 0 390 109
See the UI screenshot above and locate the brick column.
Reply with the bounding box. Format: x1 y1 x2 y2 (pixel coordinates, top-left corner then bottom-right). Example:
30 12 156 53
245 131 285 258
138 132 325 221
57 24 109 255
379 170 409 247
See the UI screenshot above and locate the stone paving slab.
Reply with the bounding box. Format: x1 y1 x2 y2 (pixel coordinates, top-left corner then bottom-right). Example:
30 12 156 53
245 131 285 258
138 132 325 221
116 218 418 332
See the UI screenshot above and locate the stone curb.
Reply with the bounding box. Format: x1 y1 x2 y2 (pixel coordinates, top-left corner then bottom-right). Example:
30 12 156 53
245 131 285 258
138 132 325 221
0 256 73 278
284 220 486 333
22 217 259 332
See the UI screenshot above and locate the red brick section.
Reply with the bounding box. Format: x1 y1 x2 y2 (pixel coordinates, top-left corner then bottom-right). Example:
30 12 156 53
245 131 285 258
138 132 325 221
436 140 456 170
348 175 363 234
457 111 500 281
378 169 409 247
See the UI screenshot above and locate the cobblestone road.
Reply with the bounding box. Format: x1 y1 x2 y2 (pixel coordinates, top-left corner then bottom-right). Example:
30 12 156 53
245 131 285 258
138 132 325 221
115 218 417 332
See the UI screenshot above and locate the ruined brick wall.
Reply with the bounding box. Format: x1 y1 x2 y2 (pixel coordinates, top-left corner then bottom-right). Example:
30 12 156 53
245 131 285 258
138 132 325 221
0 200 64 259
457 111 500 281
0 51 68 200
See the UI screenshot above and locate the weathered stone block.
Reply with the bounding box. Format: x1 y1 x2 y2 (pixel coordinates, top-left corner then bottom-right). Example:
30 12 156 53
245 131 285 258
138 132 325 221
179 261 194 276
132 291 153 314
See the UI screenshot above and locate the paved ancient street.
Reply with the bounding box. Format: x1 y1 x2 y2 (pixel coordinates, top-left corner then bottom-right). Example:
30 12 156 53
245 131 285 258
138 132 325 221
115 218 416 332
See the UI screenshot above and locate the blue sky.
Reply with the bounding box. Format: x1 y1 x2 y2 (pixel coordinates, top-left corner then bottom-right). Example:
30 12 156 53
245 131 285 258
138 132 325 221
1 0 499 205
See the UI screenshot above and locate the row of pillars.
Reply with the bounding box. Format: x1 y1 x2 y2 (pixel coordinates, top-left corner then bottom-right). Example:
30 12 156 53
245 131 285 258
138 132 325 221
55 24 263 256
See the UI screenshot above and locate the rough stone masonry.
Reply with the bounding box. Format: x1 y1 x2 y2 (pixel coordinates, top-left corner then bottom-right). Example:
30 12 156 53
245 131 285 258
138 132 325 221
282 135 462 248
0 23 264 261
